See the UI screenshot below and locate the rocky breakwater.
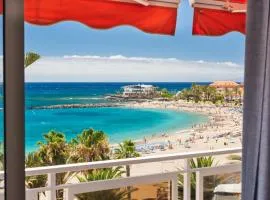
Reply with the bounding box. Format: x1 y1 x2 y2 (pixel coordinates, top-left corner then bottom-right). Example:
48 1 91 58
30 103 123 110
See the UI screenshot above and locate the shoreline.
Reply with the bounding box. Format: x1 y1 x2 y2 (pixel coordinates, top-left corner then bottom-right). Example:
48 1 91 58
122 100 242 155
119 100 242 176
24 99 242 176
25 100 242 158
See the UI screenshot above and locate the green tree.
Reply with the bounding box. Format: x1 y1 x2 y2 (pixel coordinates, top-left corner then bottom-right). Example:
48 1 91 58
37 131 68 166
179 84 223 104
160 88 173 99
179 89 192 101
191 83 203 103
202 86 217 102
69 128 110 162
25 52 40 68
114 140 140 200
233 86 243 105
25 152 47 200
25 152 47 187
201 86 209 102
224 88 234 102
114 140 140 177
76 167 133 200
212 93 225 104
36 131 70 200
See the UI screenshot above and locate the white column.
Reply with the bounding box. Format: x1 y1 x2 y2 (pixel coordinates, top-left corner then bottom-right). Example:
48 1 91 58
47 173 56 200
171 175 179 200
64 188 75 200
183 159 191 200
0 191 5 200
196 171 204 200
0 192 3 200
26 190 38 200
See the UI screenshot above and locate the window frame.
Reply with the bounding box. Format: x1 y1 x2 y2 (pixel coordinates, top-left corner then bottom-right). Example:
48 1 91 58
3 0 25 199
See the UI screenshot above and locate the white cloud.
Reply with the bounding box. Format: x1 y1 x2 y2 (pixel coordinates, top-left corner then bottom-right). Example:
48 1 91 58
23 55 244 82
63 55 241 66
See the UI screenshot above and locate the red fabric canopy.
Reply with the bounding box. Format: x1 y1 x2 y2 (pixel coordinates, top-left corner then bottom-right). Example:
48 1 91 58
192 0 246 36
0 0 177 35
230 0 246 2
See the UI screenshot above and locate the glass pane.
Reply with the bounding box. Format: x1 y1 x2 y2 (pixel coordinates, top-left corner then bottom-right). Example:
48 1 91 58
177 154 242 200
133 182 170 200
25 0 245 199
205 172 241 200
75 182 170 200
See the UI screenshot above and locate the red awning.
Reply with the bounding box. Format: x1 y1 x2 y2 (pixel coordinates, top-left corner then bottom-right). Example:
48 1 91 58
0 0 247 37
191 0 246 36
0 0 179 35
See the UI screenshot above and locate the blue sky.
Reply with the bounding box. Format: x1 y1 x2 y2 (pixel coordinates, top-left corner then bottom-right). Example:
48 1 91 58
0 0 245 82
22 0 245 63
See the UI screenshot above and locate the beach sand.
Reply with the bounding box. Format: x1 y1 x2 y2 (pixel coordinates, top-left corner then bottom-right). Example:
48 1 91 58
64 100 242 200
122 100 242 176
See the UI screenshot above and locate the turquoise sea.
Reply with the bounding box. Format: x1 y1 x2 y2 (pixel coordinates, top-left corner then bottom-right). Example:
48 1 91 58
0 82 209 152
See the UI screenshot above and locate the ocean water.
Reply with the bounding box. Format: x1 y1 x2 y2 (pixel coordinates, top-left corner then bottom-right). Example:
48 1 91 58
24 82 209 108
25 107 207 152
0 82 210 152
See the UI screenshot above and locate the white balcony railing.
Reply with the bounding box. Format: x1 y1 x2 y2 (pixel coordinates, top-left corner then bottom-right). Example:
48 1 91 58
0 147 242 200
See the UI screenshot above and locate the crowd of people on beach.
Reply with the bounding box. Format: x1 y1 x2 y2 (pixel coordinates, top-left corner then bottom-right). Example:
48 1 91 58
126 100 242 155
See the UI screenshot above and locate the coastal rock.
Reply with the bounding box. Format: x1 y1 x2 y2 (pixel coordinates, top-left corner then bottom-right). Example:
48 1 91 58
30 103 123 110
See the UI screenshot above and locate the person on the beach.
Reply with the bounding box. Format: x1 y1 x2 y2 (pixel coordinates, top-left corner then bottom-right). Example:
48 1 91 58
178 138 182 146
144 137 147 144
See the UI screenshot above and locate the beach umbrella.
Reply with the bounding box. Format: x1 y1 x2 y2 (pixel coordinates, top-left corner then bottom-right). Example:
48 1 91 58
190 0 247 36
0 0 180 35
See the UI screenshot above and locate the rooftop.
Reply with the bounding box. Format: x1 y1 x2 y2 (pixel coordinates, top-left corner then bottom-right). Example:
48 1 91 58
210 81 240 88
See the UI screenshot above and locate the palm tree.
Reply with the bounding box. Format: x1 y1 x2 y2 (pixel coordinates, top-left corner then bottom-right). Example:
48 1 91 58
114 140 140 177
114 140 140 200
179 88 193 102
37 131 68 166
191 83 203 103
224 88 235 103
160 88 173 99
25 152 47 200
233 87 239 99
25 52 40 68
36 131 70 200
76 167 133 200
78 167 124 181
70 128 110 162
233 86 243 105
206 86 218 103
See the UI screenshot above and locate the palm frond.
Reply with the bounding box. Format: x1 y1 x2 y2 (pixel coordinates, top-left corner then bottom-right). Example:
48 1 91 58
25 52 40 68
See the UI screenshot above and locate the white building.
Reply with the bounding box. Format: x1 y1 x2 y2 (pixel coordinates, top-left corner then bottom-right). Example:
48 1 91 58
122 84 158 98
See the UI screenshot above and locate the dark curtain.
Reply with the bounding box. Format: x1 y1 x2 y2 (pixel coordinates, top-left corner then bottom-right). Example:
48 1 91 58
242 0 270 199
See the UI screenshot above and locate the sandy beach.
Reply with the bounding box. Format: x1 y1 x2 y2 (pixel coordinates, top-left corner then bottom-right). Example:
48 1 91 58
122 100 243 175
